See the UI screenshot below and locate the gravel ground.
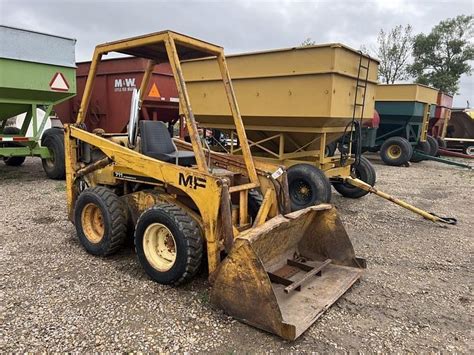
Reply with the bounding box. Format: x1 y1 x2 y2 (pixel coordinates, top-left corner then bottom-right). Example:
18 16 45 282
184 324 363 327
1 155 473 352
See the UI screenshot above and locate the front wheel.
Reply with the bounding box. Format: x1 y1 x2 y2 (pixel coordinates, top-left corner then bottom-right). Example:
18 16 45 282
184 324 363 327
287 164 331 211
134 204 203 285
332 156 376 198
380 137 413 166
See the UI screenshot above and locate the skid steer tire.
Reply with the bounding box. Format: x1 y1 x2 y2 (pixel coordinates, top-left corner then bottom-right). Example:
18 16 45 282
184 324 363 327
134 204 203 286
380 137 413 166
426 135 439 156
75 186 128 256
332 156 376 199
2 127 26 166
287 164 331 211
41 133 65 179
410 140 431 163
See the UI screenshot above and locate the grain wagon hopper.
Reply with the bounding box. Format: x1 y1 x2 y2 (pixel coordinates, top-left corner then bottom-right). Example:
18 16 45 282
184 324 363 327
443 108 474 157
360 84 438 166
54 57 179 134
181 45 379 210
362 84 471 168
429 91 453 150
0 25 76 178
65 30 367 341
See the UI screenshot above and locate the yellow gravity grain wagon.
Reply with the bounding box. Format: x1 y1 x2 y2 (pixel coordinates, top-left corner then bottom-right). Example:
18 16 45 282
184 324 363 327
181 45 379 210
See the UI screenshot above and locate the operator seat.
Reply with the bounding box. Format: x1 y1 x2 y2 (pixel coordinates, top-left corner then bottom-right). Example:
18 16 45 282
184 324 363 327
139 120 196 166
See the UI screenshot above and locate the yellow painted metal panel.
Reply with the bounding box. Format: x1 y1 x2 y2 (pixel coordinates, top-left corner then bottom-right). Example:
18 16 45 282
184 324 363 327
182 43 379 126
375 84 439 104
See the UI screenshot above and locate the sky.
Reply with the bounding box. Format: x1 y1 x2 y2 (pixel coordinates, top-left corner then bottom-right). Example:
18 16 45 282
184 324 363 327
1 0 473 106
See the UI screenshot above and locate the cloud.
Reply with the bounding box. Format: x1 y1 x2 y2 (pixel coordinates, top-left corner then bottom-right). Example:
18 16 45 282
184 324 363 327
1 0 472 105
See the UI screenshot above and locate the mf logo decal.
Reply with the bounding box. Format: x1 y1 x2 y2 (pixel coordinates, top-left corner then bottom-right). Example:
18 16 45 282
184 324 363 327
114 77 136 92
178 173 206 189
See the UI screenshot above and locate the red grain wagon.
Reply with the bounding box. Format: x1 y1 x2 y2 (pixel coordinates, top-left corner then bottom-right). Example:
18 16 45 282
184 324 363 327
54 57 179 133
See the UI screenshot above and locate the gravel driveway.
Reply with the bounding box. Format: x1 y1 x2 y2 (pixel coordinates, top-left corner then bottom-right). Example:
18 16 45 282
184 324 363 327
1 156 472 352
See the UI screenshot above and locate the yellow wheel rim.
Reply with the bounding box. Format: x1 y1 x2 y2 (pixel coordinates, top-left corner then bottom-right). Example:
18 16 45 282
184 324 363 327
81 203 105 243
143 223 177 272
387 144 402 159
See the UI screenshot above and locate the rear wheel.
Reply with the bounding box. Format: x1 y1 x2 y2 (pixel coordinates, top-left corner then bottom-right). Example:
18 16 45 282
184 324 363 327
463 145 474 156
74 186 128 256
426 135 439 156
437 137 447 149
287 164 331 211
134 203 203 285
380 137 413 166
41 133 65 179
2 127 26 166
332 156 376 198
410 140 431 163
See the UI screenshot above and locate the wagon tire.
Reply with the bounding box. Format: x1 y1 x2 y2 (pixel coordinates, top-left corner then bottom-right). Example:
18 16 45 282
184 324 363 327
426 135 439 156
75 186 128 256
437 137 447 149
2 127 26 166
325 141 337 157
134 203 203 286
380 137 413 166
410 140 431 163
41 133 65 179
248 189 263 222
332 156 376 198
287 164 331 211
463 145 474 156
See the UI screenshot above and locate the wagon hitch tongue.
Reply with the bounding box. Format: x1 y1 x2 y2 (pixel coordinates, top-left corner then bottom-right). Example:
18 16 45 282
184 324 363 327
344 177 457 226
210 204 366 340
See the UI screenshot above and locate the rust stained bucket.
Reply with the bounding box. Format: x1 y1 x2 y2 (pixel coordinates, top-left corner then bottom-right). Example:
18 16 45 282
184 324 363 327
211 204 366 340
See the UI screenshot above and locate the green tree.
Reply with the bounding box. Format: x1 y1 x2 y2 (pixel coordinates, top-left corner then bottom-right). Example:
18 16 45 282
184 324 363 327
373 25 413 84
410 15 474 94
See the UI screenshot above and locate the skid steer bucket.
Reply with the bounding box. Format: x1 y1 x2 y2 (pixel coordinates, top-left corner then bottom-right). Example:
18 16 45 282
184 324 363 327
211 204 366 340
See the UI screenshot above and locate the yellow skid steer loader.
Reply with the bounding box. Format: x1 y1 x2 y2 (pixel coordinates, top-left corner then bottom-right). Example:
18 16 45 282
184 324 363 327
64 30 366 340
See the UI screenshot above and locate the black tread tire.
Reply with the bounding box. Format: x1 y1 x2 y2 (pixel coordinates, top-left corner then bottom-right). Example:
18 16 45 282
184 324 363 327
380 137 413 166
332 156 376 199
74 186 128 256
426 135 439 156
42 127 64 140
2 127 26 166
134 203 203 286
410 140 431 163
3 155 26 166
437 137 447 149
463 145 474 156
287 164 331 211
325 142 337 157
248 189 263 222
41 133 65 179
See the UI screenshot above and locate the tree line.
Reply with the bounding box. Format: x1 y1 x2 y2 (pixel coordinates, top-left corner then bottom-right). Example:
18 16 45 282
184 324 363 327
303 15 473 95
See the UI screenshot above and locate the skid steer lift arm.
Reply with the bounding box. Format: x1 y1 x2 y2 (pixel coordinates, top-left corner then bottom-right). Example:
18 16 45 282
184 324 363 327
344 177 457 226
